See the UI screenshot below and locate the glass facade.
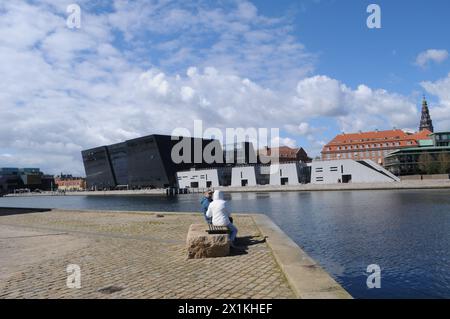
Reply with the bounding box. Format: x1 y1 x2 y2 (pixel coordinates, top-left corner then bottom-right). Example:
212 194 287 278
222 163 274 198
81 146 116 189
433 132 450 147
107 142 128 186
82 135 223 189
384 147 450 176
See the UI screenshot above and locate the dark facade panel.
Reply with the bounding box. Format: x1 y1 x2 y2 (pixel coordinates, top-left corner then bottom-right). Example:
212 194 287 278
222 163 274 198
126 135 170 188
107 142 128 186
81 146 116 189
0 174 22 193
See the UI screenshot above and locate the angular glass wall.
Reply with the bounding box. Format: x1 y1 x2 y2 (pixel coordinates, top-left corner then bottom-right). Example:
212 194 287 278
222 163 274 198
81 146 116 189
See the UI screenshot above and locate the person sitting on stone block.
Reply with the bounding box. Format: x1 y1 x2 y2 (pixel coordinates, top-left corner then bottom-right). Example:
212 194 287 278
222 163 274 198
206 190 238 247
200 189 213 224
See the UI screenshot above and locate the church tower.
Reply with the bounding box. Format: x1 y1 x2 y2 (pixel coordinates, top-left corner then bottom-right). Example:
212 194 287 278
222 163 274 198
419 96 434 132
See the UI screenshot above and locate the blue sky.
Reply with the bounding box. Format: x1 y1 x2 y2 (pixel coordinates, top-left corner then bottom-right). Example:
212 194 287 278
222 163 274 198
290 0 450 93
1 0 450 174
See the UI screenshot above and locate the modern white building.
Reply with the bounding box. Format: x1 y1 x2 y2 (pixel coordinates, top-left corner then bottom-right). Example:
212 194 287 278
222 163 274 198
176 168 231 188
177 159 398 188
231 166 260 187
269 163 305 186
310 159 400 184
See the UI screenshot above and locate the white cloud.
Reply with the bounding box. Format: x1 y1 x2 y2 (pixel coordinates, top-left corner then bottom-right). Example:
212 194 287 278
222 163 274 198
415 49 449 68
286 122 313 136
107 0 316 87
0 0 434 175
271 137 297 148
294 75 346 117
292 76 418 132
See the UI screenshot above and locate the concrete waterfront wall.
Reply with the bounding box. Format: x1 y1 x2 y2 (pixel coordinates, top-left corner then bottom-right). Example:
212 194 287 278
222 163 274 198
218 180 450 193
400 175 423 181
422 174 449 180
4 189 167 197
5 179 450 197
401 174 450 181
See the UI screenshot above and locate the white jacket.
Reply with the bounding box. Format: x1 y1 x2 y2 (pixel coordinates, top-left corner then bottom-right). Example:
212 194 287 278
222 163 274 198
206 190 231 226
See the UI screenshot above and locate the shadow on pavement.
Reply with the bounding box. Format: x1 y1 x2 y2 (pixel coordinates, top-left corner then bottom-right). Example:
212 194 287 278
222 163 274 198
0 207 52 216
230 235 267 256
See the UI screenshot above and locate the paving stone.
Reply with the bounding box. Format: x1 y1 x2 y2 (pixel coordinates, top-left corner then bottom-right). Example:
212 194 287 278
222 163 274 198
0 210 295 299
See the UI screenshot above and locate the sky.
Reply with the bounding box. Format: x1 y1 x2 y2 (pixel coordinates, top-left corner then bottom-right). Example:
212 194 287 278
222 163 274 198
1 0 450 175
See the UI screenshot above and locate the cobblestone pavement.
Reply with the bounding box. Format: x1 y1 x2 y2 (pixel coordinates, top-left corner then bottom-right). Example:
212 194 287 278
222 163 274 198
0 209 295 299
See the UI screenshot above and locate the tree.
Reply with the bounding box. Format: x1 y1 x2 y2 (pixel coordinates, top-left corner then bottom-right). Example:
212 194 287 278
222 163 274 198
437 152 450 174
418 152 440 175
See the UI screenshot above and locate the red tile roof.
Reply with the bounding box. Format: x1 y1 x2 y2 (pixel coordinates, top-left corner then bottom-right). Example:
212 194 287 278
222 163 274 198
322 129 433 154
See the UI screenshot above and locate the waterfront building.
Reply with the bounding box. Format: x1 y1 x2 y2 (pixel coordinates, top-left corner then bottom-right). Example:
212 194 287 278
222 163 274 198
321 129 432 165
269 163 308 186
177 168 231 189
321 97 436 165
231 166 262 187
258 146 311 164
0 168 54 193
82 134 223 190
81 146 116 189
55 175 86 191
0 168 21 194
310 160 400 184
179 163 311 188
108 142 128 186
384 146 450 177
180 159 391 187
384 132 450 177
430 131 450 147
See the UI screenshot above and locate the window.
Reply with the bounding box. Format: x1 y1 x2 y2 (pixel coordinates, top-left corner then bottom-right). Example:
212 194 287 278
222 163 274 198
315 177 324 182
330 167 338 172
315 167 323 173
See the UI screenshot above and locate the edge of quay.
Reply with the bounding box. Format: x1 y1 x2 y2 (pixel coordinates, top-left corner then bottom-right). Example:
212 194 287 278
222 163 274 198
219 180 450 193
252 214 353 299
4 180 450 197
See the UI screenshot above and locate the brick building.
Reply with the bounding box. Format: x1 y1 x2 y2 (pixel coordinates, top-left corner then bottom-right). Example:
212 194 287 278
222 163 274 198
322 97 436 165
258 146 312 163
55 175 86 191
321 129 432 165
